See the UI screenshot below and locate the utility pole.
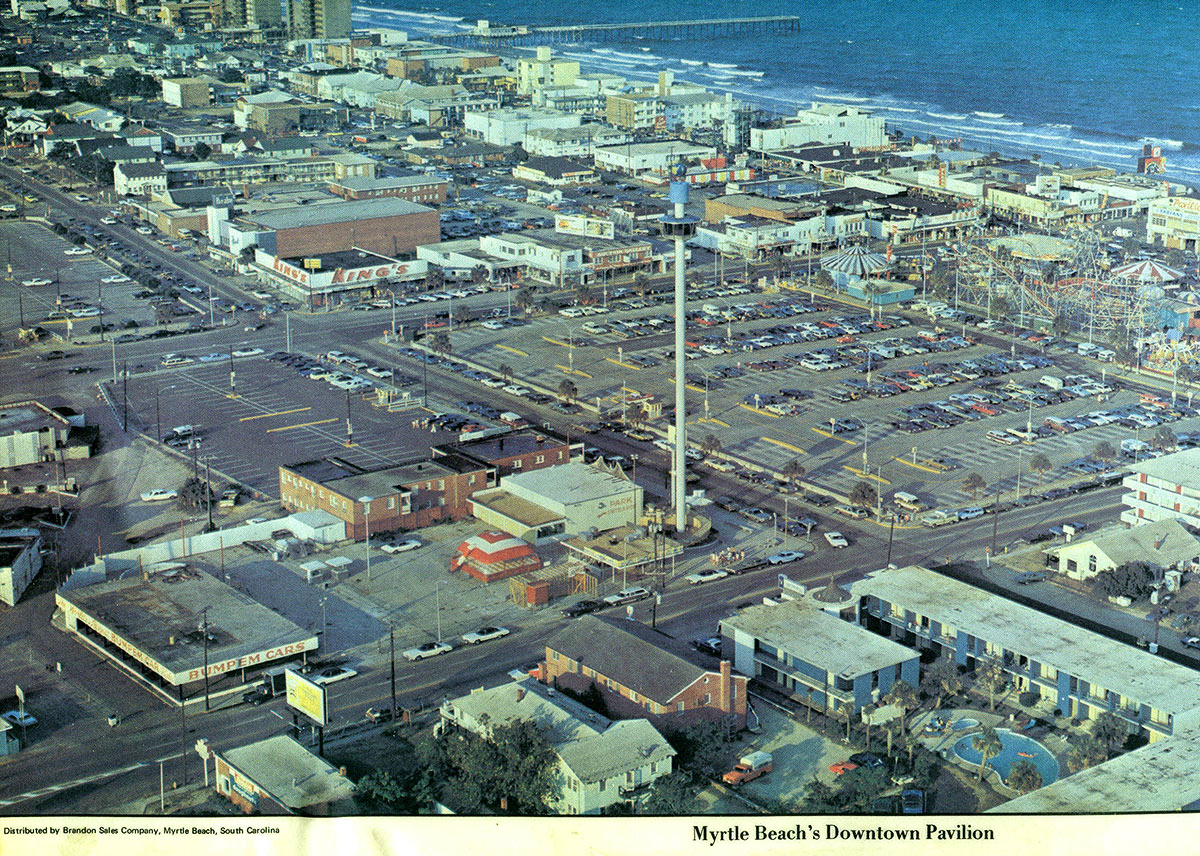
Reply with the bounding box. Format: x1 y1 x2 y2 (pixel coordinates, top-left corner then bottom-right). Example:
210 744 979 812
121 361 128 431
200 606 211 711
389 624 397 722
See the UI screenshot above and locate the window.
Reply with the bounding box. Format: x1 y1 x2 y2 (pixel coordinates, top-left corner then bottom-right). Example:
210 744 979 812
512 459 522 469
677 701 685 712
387 497 395 509
535 454 545 464
1088 555 1097 573
1067 559 1077 573
598 779 605 792
550 650 559 661
704 693 711 704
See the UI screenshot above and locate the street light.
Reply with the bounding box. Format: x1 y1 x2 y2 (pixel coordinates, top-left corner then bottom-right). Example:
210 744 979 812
435 580 446 643
358 495 374 580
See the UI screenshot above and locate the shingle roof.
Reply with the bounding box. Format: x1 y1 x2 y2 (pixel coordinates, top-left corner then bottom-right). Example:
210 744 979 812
546 615 709 704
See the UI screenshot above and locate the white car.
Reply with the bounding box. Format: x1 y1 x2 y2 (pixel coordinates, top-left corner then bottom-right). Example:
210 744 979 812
461 625 510 645
767 550 807 565
365 366 393 378
21 278 52 287
140 488 178 502
824 531 849 549
231 347 264 358
102 274 131 284
503 384 531 396
136 226 153 235
403 641 453 661
196 353 224 363
380 538 421 554
64 247 91 256
480 377 506 388
100 217 117 225
311 666 358 685
1 710 36 728
603 586 652 606
685 569 729 585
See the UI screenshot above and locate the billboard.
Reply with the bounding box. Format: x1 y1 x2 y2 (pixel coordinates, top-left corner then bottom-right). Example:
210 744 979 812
555 215 615 240
285 668 328 726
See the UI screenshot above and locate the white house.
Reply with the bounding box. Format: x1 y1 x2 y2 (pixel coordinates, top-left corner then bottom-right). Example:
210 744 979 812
751 103 886 152
113 161 167 197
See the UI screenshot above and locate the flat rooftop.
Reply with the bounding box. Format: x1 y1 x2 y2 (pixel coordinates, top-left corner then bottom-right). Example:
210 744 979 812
855 566 1200 714
222 735 356 811
57 569 313 678
331 175 446 191
0 402 65 435
286 458 465 498
243 197 433 230
723 600 917 677
442 429 569 462
994 724 1200 813
1126 446 1200 486
504 461 633 505
281 248 397 269
469 489 566 528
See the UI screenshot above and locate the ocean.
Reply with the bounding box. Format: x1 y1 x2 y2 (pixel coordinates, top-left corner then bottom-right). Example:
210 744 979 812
351 0 1200 184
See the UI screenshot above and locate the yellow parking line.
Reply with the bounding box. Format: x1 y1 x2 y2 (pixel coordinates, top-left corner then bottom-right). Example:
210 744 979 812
607 357 639 369
762 436 806 455
542 336 570 348
556 365 592 378
704 418 731 427
266 418 337 433
739 403 780 418
810 426 857 445
843 465 891 485
496 344 528 357
892 456 942 474
685 384 705 393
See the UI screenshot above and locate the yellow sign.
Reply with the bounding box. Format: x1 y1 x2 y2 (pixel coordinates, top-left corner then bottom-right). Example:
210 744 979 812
285 668 328 726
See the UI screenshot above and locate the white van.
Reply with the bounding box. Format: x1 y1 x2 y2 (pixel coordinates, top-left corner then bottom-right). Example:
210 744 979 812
893 491 924 512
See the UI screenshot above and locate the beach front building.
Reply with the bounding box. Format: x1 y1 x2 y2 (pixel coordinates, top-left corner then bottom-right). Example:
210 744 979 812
1047 518 1200 581
1119 447 1200 528
750 103 886 153
1147 195 1200 251
855 566 1200 742
720 600 919 716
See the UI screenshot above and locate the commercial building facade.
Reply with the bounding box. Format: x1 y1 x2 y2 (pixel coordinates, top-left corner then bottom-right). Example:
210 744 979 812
1120 447 1200 527
0 529 42 607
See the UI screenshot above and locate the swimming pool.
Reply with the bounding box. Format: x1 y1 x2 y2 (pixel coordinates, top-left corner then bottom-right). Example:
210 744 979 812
951 718 980 731
953 728 1059 787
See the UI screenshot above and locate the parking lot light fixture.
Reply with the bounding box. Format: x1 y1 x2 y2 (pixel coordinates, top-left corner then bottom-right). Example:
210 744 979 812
359 496 374 580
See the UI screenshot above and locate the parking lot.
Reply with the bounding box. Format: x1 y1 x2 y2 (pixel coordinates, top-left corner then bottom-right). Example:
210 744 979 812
400 283 1200 517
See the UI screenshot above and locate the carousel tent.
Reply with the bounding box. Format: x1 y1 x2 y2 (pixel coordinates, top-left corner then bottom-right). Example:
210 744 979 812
452 530 542 583
1111 259 1184 284
820 244 890 281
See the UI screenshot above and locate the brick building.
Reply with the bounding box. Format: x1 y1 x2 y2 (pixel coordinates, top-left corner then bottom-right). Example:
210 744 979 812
326 175 448 205
543 615 747 730
431 428 579 480
233 198 439 258
279 455 488 539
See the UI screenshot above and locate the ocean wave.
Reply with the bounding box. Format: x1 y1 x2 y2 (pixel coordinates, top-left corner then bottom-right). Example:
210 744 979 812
1142 137 1184 150
878 106 921 114
1072 138 1132 151
1047 123 1072 130
928 111 968 120
722 68 765 78
708 62 738 69
680 59 704 66
428 14 464 22
973 111 1005 118
611 49 662 60
977 117 1024 127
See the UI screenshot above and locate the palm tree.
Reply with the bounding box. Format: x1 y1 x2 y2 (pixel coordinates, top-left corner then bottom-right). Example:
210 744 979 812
976 661 1006 711
781 459 806 495
700 433 722 458
423 265 445 293
971 725 1003 781
514 288 533 316
883 680 918 736
557 378 578 404
1151 426 1177 453
1093 440 1117 473
1066 736 1107 773
633 273 649 297
1090 711 1126 757
923 659 963 711
470 264 488 286
429 331 451 356
628 404 647 430
498 363 514 383
962 471 987 500
1006 759 1042 794
848 480 877 512
837 700 855 742
1028 453 1053 490
862 280 889 319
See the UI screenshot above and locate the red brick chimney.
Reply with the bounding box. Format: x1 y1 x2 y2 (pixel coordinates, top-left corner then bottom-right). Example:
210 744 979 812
718 660 732 713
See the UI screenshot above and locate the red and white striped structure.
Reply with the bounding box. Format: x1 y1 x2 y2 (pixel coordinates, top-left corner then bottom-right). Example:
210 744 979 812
452 530 542 583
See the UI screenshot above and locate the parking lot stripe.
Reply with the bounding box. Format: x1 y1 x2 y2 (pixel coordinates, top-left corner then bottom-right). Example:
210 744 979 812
266 418 337 433
892 456 943 474
811 426 858 444
542 336 571 348
762 436 807 455
685 384 705 393
843 465 891 485
606 357 640 370
496 344 529 357
556 365 592 378
739 404 781 418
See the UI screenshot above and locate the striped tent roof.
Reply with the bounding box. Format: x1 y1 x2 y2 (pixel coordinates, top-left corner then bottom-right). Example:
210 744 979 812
1110 259 1184 283
820 244 890 278
453 530 540 569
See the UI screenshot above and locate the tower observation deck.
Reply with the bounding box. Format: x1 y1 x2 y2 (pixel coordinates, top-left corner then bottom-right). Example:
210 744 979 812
431 16 801 47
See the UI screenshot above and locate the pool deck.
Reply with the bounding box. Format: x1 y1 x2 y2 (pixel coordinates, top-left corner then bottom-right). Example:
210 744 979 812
911 707 1070 794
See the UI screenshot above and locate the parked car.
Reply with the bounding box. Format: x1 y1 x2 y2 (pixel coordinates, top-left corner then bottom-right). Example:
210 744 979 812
1181 636 1200 650
311 666 358 685
684 569 729 585
403 641 452 661
561 599 604 618
603 587 652 606
139 488 178 502
767 550 806 565
849 752 884 769
829 760 859 775
693 637 722 657
460 626 510 645
1 710 36 727
380 538 422 554
900 787 925 814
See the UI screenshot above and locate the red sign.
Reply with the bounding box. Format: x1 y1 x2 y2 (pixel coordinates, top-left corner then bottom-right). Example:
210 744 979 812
330 262 411 284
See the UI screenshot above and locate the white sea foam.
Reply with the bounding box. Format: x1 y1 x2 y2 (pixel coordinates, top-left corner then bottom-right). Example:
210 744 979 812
973 111 1005 118
928 112 968 120
708 62 738 69
1142 137 1184 150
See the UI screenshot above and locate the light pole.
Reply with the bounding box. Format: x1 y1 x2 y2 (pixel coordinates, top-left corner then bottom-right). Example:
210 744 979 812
199 606 211 711
435 580 445 643
358 495 374 580
660 162 698 534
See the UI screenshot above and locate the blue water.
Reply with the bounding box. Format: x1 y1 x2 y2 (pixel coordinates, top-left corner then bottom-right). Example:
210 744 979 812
953 728 1059 787
951 718 980 731
353 1 1200 184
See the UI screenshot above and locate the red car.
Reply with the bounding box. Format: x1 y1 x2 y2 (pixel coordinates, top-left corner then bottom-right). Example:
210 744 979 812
829 761 859 775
